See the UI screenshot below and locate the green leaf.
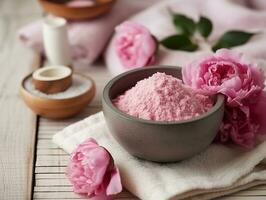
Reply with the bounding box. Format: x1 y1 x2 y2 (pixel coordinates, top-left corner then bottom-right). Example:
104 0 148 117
160 34 198 51
212 31 254 51
197 16 213 38
173 14 196 36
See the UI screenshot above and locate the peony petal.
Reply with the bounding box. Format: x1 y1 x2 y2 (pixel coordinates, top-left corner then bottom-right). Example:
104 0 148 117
215 48 242 63
88 147 110 187
250 65 265 89
183 59 202 87
251 91 266 134
137 34 156 67
182 63 191 86
106 167 122 196
220 76 242 91
75 138 99 151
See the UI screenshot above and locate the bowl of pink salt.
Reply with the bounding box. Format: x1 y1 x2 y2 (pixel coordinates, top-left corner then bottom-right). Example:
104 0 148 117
102 66 224 162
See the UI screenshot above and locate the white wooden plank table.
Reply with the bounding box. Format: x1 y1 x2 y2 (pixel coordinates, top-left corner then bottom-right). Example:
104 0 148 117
0 0 41 199
1 0 266 199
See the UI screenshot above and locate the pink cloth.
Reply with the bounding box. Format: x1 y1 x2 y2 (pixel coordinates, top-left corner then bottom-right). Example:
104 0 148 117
105 0 266 75
18 0 159 65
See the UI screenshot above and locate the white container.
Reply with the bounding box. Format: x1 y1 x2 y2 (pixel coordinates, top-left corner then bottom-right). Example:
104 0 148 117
43 15 72 66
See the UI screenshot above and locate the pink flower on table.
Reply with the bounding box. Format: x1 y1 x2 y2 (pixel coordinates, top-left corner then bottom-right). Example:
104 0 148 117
115 21 157 69
66 138 122 198
182 49 265 107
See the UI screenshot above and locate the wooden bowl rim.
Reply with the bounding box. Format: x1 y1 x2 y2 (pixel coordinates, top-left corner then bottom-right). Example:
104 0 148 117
38 0 116 10
32 65 73 82
21 72 95 104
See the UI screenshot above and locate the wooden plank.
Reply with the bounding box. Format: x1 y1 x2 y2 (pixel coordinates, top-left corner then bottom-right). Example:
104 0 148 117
37 139 61 149
35 174 67 179
37 149 67 155
34 186 72 192
35 166 66 174
35 178 71 187
0 1 41 198
34 191 80 199
36 155 69 167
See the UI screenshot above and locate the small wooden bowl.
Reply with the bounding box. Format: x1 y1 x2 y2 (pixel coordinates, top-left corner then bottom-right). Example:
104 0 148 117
38 0 116 20
21 73 95 119
32 66 72 94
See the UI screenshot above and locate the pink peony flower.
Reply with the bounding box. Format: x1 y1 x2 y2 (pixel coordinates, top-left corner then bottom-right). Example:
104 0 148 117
66 138 122 198
183 49 266 148
182 49 265 107
115 21 157 69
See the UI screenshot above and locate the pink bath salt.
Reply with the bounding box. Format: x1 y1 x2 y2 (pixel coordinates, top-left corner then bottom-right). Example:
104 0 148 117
113 72 213 122
66 0 95 7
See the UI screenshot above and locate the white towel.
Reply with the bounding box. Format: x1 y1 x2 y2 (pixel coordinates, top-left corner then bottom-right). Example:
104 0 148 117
53 111 266 200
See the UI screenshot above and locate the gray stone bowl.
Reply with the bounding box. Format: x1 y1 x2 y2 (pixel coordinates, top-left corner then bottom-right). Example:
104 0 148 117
102 66 224 162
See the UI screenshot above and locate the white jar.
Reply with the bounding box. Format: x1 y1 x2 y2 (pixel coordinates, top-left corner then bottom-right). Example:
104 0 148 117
43 15 72 66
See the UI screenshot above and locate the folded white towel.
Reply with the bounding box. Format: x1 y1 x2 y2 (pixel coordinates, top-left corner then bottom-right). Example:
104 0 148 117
53 111 266 200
